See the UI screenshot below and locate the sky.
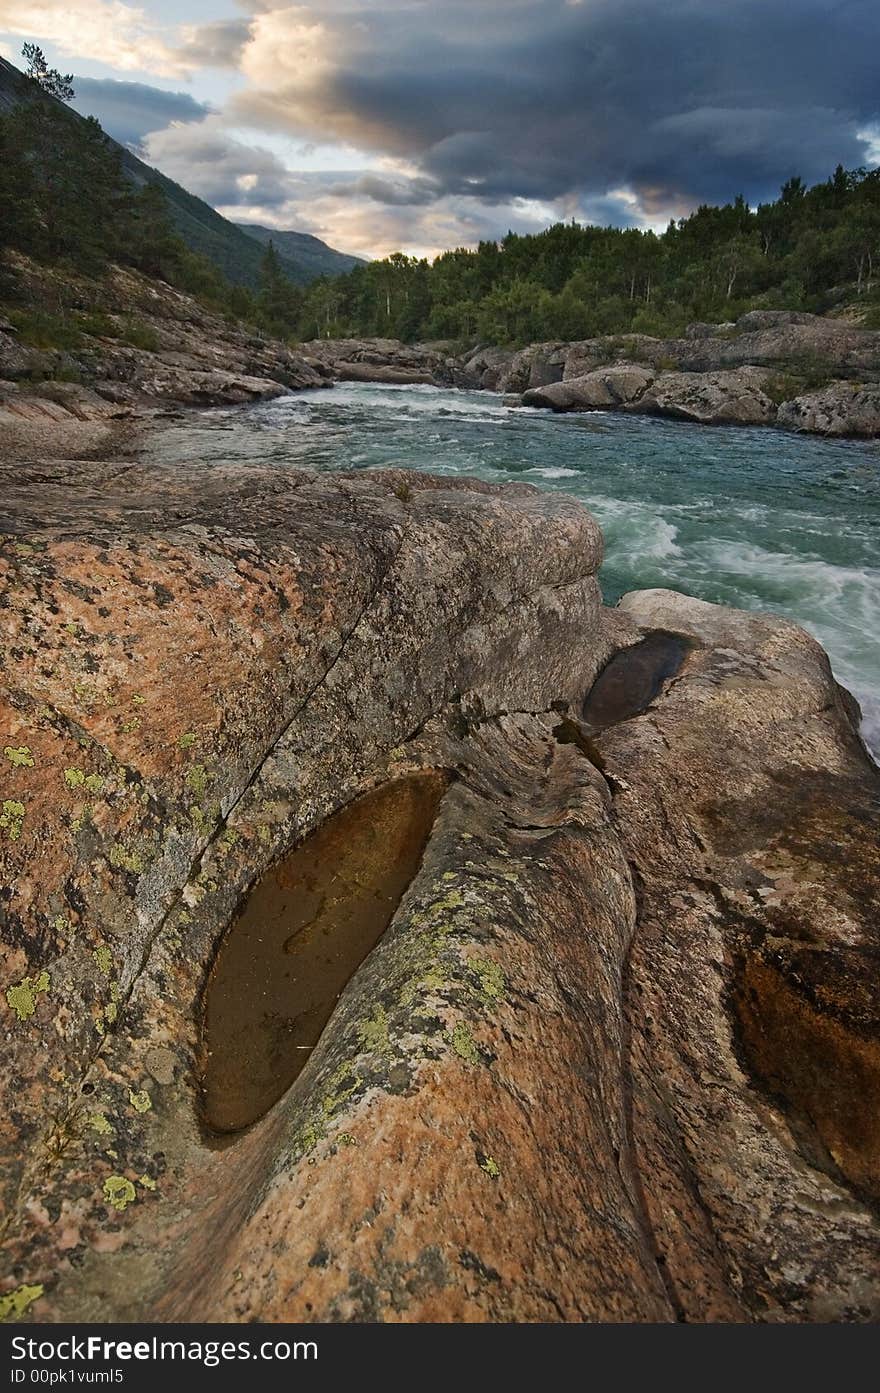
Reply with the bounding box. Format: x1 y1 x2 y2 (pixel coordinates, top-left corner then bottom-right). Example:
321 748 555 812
0 0 878 260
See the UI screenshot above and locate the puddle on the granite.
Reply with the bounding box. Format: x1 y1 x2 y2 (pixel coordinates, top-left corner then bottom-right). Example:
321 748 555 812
201 771 448 1133
581 631 690 732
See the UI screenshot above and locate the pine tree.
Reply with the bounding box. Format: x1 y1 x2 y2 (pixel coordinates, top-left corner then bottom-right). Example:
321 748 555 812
21 43 75 103
258 241 301 337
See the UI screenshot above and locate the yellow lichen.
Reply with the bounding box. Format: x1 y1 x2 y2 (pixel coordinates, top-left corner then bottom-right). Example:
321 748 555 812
479 1155 501 1178
5 970 50 1022
358 1004 390 1054
138 1174 156 1191
109 843 144 874
128 1089 152 1114
87 1112 113 1136
103 1176 136 1212
0 799 25 841
4 746 34 768
0 1283 43 1322
469 958 506 1002
93 944 113 975
449 1021 480 1066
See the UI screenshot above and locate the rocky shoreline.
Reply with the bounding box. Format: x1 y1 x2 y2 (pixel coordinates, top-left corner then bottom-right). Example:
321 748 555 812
1 457 878 1322
3 260 880 456
307 310 880 437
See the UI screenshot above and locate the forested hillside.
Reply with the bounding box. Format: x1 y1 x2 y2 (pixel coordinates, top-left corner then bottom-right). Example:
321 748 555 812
237 223 366 281
296 169 880 344
0 52 357 292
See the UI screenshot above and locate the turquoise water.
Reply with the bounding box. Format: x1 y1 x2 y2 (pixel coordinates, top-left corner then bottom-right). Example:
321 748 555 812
144 382 880 754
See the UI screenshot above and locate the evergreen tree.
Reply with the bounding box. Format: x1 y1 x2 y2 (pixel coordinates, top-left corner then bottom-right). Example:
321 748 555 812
257 241 302 337
21 43 75 102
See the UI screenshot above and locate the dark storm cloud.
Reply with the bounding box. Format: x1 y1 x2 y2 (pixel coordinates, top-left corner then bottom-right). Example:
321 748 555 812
71 78 211 147
235 0 880 218
176 18 252 70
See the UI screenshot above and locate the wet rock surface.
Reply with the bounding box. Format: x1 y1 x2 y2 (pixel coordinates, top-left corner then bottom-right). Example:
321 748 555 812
0 465 878 1323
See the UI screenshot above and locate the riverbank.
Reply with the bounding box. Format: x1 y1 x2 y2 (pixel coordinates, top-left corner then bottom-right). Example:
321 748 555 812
303 312 880 437
4 250 880 447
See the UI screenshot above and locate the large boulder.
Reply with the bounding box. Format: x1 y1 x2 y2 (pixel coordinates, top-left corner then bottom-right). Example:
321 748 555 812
0 462 877 1323
302 338 459 387
555 315 880 384
777 381 880 437
631 366 778 425
523 364 655 411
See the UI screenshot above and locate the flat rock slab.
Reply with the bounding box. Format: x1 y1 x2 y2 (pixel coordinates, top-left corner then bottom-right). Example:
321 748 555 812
0 465 877 1322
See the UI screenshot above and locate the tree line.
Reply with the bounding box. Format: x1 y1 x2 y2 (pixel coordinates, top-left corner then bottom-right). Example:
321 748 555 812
292 169 880 344
2 46 879 349
0 46 296 335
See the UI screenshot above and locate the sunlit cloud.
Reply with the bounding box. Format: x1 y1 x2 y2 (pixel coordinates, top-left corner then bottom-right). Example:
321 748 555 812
0 0 186 75
5 0 878 257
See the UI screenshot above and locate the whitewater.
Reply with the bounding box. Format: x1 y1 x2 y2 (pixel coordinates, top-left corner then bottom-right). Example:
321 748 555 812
141 382 880 755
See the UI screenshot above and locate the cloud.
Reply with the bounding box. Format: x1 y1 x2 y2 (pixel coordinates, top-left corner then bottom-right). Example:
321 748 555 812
0 2 250 77
139 113 558 258
176 18 251 70
8 0 877 256
142 116 304 210
71 77 210 147
226 0 880 224
0 0 185 75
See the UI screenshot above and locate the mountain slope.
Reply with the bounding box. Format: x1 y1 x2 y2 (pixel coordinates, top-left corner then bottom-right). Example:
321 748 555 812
0 56 358 290
236 223 366 279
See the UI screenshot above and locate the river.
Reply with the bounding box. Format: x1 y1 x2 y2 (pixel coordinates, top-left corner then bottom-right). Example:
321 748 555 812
140 382 880 755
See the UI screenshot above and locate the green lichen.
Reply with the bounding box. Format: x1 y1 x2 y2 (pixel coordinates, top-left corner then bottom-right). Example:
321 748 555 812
358 1004 390 1054
52 914 69 934
138 1174 156 1191
178 732 196 750
93 945 113 975
186 763 210 800
70 805 93 833
63 622 79 638
128 1089 152 1114
6 970 50 1022
321 1062 361 1118
215 828 240 858
0 1283 44 1322
130 694 146 707
469 958 506 1003
103 1176 136 1212
4 745 34 768
95 996 118 1036
87 1112 113 1136
337 1132 358 1147
0 799 25 841
448 1021 480 1066
64 767 104 794
109 843 145 874
479 1155 501 1178
293 1119 327 1155
120 716 140 734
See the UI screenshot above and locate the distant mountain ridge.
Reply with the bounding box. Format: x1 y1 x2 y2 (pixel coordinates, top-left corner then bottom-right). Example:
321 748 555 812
0 55 360 290
236 223 366 280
